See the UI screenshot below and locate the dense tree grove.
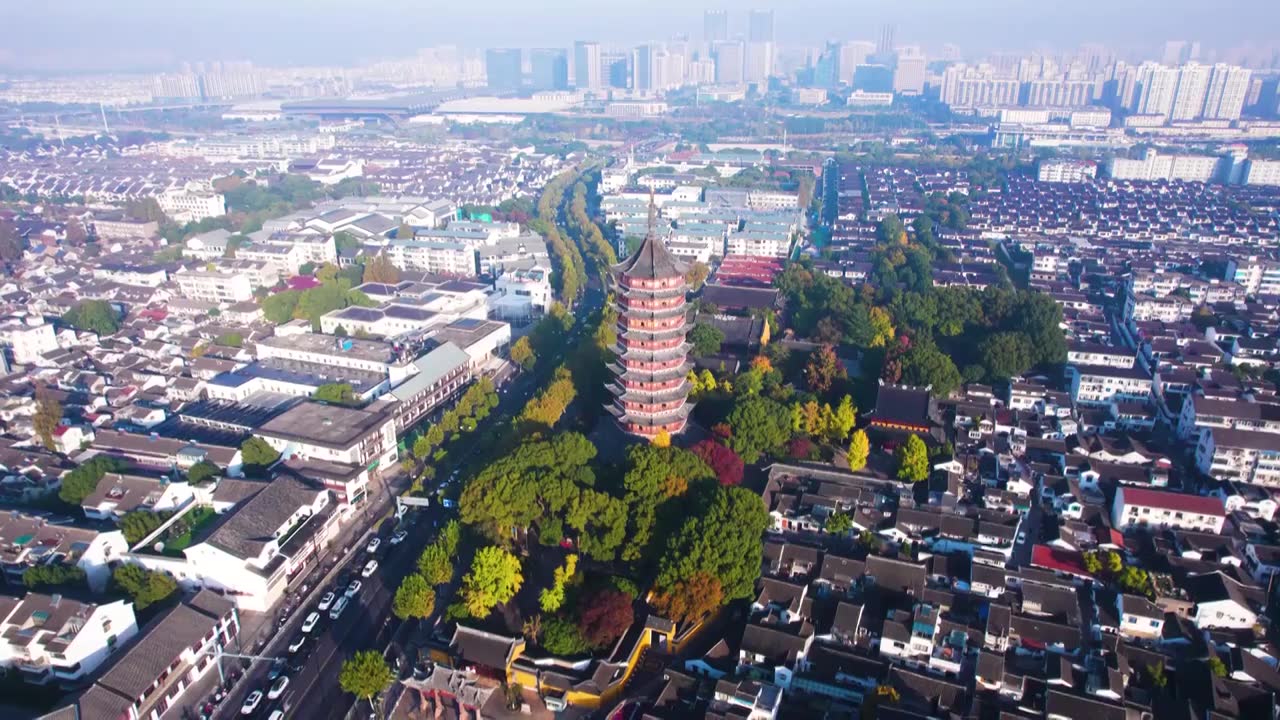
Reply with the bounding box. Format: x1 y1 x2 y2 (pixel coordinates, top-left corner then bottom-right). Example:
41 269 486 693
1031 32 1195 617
58 456 125 504
777 262 1066 385
62 299 120 335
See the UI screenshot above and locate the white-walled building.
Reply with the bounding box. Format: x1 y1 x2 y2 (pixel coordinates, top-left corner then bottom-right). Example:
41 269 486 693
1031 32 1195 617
172 267 255 304
157 184 227 223
1067 364 1152 407
492 266 553 319
255 401 398 469
1195 425 1280 487
386 239 478 276
0 317 58 366
1111 486 1225 534
0 594 138 687
1037 159 1098 183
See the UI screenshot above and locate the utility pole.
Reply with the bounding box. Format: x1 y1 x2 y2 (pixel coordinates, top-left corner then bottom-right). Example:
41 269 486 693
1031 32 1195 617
99 102 111 135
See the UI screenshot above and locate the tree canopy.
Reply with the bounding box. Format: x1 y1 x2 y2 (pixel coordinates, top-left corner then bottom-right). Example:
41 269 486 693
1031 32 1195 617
656 485 768 603
895 435 930 483
240 436 280 477
460 546 523 618
62 300 119 335
392 574 437 620
726 396 791 464
112 564 178 610
59 456 125 504
689 323 725 358
339 650 394 711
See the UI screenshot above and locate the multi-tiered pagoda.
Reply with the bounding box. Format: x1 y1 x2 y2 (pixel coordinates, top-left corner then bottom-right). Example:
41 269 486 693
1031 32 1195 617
606 202 693 438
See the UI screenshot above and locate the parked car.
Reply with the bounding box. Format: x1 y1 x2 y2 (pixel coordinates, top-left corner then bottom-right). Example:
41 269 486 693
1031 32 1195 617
287 635 306 654
267 658 285 681
365 537 381 554
390 530 408 545
268 676 290 700
268 712 285 720
240 691 263 715
317 592 335 611
301 612 320 633
361 560 378 578
345 580 362 597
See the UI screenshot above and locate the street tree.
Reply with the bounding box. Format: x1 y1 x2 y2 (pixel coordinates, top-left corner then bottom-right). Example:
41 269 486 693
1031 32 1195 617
895 434 930 483
392 574 437 620
339 650 395 720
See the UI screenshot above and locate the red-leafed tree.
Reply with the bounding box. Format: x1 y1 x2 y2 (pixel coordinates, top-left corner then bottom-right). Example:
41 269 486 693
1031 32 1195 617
577 589 634 648
691 439 745 487
788 437 816 460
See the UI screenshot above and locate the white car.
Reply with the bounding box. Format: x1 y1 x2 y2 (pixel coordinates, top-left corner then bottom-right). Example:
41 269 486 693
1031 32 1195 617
288 635 306 654
268 712 285 720
268 675 290 700
345 580 362 597
361 560 378 578
301 612 320 634
241 690 263 715
317 592 336 611
329 596 350 620
365 537 381 554
1017 532 1028 544
390 530 408 545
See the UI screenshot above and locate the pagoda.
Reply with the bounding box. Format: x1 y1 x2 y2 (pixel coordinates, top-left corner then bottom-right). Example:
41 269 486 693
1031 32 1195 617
605 198 693 438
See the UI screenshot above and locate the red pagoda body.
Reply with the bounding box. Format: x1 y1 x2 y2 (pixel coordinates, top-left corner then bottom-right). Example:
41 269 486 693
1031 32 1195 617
605 203 693 437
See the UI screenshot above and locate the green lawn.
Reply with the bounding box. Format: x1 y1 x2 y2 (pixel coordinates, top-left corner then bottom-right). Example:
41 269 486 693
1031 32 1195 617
161 506 217 556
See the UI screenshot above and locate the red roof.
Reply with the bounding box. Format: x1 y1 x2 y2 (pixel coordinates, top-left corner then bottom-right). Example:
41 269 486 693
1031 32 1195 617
1030 544 1092 578
1119 487 1224 517
286 275 320 291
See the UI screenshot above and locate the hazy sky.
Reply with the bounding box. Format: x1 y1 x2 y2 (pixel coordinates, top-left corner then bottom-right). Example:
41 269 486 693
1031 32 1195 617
1 0 1278 73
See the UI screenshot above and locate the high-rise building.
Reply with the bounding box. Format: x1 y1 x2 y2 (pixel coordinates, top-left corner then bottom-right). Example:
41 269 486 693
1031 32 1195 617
530 48 569 91
573 41 602 91
814 41 842 89
839 41 875 85
704 10 729 43
604 53 631 89
606 201 693 439
748 10 774 43
1170 62 1211 121
893 50 926 95
713 41 745 85
485 48 523 91
745 41 774 84
1162 40 1200 66
1202 64 1252 120
877 24 896 55
1134 62 1177 117
632 45 656 92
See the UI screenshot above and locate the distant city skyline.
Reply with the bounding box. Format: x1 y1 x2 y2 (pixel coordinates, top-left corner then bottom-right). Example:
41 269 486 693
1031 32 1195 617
1 0 1279 74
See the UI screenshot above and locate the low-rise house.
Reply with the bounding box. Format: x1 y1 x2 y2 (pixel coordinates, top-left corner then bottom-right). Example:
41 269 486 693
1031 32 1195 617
0 593 138 686
1111 486 1226 534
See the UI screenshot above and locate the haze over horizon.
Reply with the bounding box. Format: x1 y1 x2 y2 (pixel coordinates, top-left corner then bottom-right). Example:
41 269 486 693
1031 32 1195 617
2 0 1279 74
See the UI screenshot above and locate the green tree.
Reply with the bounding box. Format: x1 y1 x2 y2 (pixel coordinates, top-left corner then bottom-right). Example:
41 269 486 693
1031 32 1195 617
1147 662 1168 689
685 261 710 291
726 396 791 464
460 546 523 618
417 544 454 586
848 429 870 471
333 231 360 255
112 564 178 610
688 323 725 358
120 510 168 544
214 332 244 347
541 615 591 655
58 456 125 504
978 331 1035 381
33 384 63 451
656 486 768 602
832 395 857 441
261 290 301 324
23 564 87 590
895 434 930 483
539 554 578 613
314 383 359 406
62 299 119 335
186 460 220 483
339 650 394 720
240 436 280 477
392 574 437 620
510 336 535 370
1208 656 1228 678
901 343 963 397
825 511 853 535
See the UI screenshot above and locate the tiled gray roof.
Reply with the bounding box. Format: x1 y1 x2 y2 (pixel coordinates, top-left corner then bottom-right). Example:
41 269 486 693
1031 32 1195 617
205 473 324 559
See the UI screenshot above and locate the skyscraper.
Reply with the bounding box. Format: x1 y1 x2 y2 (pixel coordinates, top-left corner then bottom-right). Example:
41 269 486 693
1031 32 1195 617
748 10 774 42
704 10 729 43
1170 62 1211 121
1162 40 1200 66
573 41 602 91
1203 64 1252 120
632 44 655 92
529 48 569 91
744 41 774 84
712 41 745 85
485 48 522 91
606 200 693 439
877 24 896 55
